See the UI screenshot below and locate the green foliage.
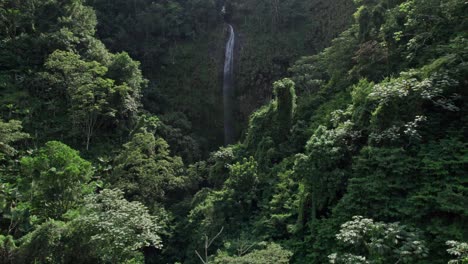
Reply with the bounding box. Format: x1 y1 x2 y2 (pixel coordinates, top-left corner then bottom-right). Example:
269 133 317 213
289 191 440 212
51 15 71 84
159 112 202 163
244 78 297 156
110 131 186 210
43 50 122 150
273 78 297 141
213 242 293 264
0 0 148 153
20 141 93 220
0 0 99 70
289 55 328 94
447 241 468 264
225 157 259 206
320 28 359 88
245 103 276 151
0 234 16 263
0 0 467 263
72 189 162 263
15 189 162 264
294 121 355 221
89 0 225 151
205 146 236 188
267 167 301 237
106 52 147 123
184 1 467 263
0 119 29 159
330 216 428 263
188 156 259 231
15 220 69 264
0 182 32 240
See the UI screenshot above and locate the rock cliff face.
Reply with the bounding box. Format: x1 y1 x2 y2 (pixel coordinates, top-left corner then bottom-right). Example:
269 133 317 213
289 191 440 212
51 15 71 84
230 0 355 134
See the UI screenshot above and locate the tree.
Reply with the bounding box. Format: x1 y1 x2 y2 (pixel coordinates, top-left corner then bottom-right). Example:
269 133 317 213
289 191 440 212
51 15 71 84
44 50 117 150
20 141 93 219
273 78 296 141
111 131 186 210
329 216 428 263
107 52 147 122
0 119 29 160
213 242 292 264
289 55 328 94
294 123 354 221
0 234 16 263
43 49 148 149
225 156 259 208
195 226 224 264
14 220 69 264
446 241 468 264
15 189 163 264
71 189 163 263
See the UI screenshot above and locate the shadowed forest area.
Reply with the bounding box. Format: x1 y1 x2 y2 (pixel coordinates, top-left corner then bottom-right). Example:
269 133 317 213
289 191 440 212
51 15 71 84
0 0 467 263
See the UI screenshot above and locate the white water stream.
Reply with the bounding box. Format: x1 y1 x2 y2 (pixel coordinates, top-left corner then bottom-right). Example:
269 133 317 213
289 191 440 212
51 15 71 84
223 24 235 145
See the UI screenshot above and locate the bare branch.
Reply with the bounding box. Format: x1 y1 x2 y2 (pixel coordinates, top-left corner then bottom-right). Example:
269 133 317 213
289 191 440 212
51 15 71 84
195 250 206 264
238 242 256 256
194 226 224 263
208 226 224 247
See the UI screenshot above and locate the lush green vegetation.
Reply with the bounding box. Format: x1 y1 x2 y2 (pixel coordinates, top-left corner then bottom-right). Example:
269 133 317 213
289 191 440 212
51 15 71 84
0 0 467 263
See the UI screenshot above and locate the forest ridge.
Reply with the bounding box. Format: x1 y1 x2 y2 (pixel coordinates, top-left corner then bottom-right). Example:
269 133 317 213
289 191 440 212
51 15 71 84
0 0 467 263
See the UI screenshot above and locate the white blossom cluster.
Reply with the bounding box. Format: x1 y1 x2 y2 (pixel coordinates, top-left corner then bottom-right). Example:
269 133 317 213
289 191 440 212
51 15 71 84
420 72 460 111
369 125 401 143
328 253 369 264
369 78 418 103
336 216 375 245
369 70 460 112
403 115 427 139
369 115 427 143
446 240 468 264
78 189 162 261
331 216 428 263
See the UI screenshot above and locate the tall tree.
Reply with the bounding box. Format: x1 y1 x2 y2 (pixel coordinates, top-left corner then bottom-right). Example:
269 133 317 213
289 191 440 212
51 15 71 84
20 141 93 219
110 131 186 210
0 119 29 160
44 50 116 150
273 78 296 142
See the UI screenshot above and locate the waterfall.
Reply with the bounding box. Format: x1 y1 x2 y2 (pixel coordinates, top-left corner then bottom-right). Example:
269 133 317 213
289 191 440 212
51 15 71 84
223 24 235 145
